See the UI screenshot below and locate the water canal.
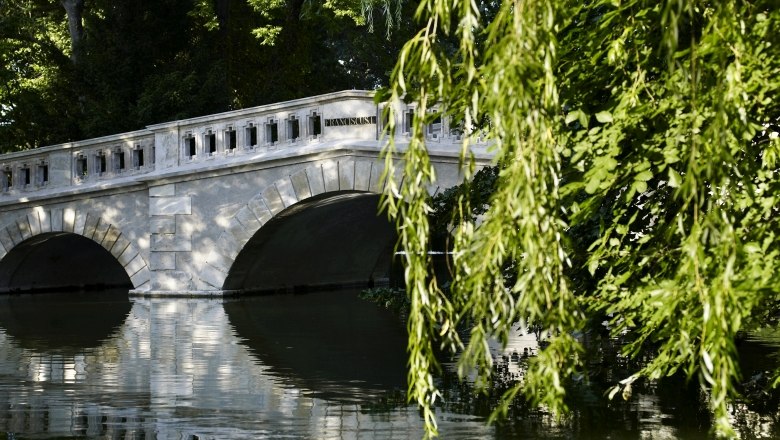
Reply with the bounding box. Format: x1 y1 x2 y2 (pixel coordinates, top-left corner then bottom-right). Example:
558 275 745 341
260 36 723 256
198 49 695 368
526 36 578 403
0 289 776 439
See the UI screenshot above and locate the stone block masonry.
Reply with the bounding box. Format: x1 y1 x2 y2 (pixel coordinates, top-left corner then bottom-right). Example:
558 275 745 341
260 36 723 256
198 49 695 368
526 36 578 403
0 90 490 297
147 183 195 293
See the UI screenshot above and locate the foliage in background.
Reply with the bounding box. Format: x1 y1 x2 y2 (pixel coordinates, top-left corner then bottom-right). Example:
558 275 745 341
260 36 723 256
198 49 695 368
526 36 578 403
0 0 415 151
429 165 498 237
380 0 780 438
0 0 77 150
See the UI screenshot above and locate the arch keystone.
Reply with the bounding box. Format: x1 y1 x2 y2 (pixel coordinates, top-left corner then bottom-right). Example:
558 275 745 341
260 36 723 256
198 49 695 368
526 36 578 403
63 208 76 232
355 161 372 191
322 162 339 192
339 160 356 190
37 208 52 233
50 208 64 232
27 212 41 236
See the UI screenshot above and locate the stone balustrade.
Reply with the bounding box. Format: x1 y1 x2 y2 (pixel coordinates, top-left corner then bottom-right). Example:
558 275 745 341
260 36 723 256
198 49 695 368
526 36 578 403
0 90 465 200
0 129 154 195
0 90 488 295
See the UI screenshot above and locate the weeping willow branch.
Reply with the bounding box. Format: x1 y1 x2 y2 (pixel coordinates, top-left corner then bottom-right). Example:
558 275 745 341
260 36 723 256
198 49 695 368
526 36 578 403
379 0 780 438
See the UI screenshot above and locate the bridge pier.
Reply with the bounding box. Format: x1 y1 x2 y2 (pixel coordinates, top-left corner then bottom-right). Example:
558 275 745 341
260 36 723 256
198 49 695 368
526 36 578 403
144 183 198 294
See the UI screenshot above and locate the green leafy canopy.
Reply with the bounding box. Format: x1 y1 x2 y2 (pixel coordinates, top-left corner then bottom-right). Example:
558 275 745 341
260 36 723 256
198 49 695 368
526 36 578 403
379 0 780 437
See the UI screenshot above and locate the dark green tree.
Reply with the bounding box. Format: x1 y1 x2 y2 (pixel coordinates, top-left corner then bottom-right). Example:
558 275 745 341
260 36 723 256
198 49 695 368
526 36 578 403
0 0 80 150
0 0 414 151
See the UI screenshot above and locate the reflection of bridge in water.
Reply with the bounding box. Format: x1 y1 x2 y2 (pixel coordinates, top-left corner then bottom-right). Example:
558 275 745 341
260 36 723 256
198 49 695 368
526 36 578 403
0 90 491 296
0 293 495 438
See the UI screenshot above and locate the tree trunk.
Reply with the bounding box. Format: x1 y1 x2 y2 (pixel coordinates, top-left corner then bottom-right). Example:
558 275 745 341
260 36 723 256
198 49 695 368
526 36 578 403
60 0 85 64
215 0 231 107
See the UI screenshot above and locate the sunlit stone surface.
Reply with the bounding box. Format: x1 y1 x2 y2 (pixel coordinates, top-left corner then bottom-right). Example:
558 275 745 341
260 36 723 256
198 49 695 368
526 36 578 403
0 90 492 296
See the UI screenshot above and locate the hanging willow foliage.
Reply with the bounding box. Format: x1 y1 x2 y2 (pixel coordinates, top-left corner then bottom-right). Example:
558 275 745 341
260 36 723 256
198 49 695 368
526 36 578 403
380 0 780 438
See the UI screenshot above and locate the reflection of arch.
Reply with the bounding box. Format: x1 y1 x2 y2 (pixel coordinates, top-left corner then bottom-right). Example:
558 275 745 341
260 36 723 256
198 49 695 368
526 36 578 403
199 159 391 290
223 289 407 401
0 208 150 290
0 290 132 353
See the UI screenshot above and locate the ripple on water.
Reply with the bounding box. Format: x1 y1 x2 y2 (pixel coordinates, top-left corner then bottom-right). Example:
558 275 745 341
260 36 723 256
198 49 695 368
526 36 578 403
0 288 774 438
0 289 495 439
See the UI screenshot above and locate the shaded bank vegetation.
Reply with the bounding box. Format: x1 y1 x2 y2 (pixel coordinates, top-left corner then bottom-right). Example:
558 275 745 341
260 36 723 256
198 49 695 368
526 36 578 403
360 281 780 439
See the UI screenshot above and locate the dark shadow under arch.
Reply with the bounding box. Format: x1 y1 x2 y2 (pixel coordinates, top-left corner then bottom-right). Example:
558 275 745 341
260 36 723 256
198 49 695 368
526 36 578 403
0 232 133 293
223 192 397 292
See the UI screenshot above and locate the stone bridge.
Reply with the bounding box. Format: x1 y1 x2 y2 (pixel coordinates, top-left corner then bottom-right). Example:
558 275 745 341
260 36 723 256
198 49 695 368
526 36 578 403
0 91 490 296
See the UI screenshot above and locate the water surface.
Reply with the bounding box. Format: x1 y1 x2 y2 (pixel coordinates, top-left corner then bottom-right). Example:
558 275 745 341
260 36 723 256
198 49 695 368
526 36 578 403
0 289 492 439
0 289 775 439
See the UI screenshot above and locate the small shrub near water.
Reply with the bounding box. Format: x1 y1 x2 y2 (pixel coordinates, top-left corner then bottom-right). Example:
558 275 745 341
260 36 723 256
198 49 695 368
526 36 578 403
358 287 409 320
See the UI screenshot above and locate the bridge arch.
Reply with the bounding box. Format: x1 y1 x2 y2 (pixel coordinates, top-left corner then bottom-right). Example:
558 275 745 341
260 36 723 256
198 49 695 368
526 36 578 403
199 159 396 291
0 208 150 292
